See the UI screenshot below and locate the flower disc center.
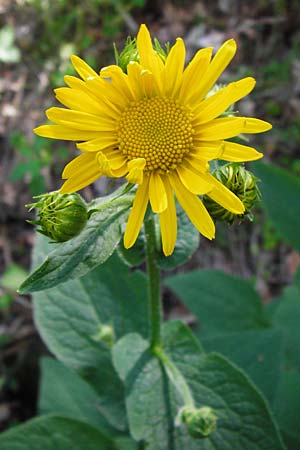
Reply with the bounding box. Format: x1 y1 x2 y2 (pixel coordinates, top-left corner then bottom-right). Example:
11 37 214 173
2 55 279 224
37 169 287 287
118 97 194 172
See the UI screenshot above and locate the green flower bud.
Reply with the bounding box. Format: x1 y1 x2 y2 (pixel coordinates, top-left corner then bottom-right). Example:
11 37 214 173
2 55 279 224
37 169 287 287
92 324 115 348
114 36 169 74
114 37 139 73
153 37 170 63
181 406 217 439
203 164 261 224
27 191 88 242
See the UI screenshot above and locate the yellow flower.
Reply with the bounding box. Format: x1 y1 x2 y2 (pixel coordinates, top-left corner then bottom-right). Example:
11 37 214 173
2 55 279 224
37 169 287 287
34 24 271 256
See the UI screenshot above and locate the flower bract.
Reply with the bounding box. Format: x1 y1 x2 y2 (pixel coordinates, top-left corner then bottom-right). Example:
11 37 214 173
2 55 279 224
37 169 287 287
34 24 271 256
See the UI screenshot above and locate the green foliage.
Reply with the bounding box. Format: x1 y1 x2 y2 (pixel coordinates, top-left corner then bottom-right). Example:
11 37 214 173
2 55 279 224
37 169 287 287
202 329 282 405
253 161 300 249
7 163 300 448
38 357 118 435
270 285 300 370
165 270 269 336
0 415 116 449
32 240 149 431
12 223 293 447
274 371 300 447
113 321 284 449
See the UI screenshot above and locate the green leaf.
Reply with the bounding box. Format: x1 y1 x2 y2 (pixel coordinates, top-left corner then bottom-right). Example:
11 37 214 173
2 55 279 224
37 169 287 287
157 204 200 270
20 193 133 293
33 236 148 430
114 437 139 450
113 321 284 449
39 357 116 435
165 270 269 336
0 415 115 450
202 329 282 405
274 371 300 447
271 285 300 370
117 228 145 267
253 161 300 249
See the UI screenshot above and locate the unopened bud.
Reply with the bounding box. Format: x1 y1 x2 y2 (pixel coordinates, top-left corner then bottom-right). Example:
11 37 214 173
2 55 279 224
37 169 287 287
114 37 139 73
27 191 88 242
181 406 217 438
92 324 115 347
203 164 261 224
114 35 169 74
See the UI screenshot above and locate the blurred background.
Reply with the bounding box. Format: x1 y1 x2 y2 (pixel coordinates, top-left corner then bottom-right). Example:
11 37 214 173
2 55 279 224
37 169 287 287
0 0 299 432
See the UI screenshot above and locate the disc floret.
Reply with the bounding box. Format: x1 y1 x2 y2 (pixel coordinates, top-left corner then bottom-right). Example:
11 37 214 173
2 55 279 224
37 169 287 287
118 97 194 173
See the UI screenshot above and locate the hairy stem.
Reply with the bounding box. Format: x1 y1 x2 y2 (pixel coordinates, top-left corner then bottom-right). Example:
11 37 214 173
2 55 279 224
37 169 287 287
144 216 162 351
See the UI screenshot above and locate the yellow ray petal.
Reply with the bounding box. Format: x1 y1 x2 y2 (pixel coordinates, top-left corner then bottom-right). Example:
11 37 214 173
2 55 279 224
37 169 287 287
60 153 100 193
191 141 223 160
186 153 210 171
179 47 213 103
126 158 146 184
164 37 186 97
136 24 164 91
64 75 125 113
77 136 118 152
62 152 96 178
64 75 87 90
149 171 168 213
124 176 150 249
104 151 127 169
126 62 147 99
140 69 156 97
85 77 130 111
34 124 102 141
71 55 98 80
159 176 177 256
192 38 237 101
46 107 116 131
54 87 107 116
194 117 246 140
193 77 256 124
241 117 272 133
176 164 213 194
97 152 115 177
60 172 100 193
96 151 127 177
126 63 157 98
221 141 263 161
205 173 245 213
110 163 128 178
100 65 135 101
169 172 215 239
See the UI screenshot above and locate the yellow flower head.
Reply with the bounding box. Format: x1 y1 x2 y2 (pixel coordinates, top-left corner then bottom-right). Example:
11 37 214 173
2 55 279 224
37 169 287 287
34 24 271 256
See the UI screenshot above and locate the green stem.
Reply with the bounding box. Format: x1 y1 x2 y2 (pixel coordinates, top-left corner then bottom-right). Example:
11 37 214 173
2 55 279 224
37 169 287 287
144 217 162 351
144 216 195 410
154 347 195 408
